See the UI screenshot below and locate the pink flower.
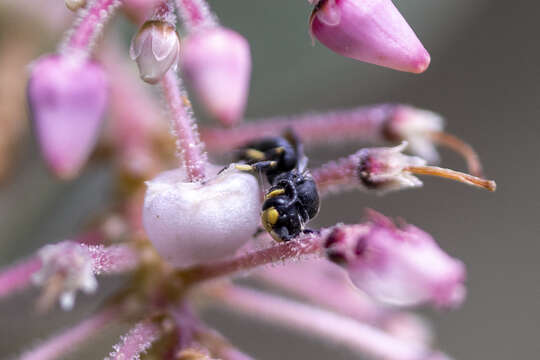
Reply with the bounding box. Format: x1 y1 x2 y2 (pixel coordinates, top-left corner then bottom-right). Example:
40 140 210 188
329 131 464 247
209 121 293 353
130 20 181 84
28 54 108 179
181 27 251 126
310 0 430 73
325 213 466 308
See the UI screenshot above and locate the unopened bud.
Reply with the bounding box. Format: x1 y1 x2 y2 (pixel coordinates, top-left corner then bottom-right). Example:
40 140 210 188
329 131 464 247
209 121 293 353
182 27 251 126
310 0 430 73
142 164 261 268
28 54 107 179
324 213 466 308
130 20 180 84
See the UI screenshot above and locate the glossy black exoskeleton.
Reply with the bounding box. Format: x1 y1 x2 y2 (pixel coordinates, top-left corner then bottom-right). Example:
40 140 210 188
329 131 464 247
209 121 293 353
236 130 320 242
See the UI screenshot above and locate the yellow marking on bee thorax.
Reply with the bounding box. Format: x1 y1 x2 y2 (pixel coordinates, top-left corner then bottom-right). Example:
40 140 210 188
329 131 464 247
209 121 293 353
245 149 266 161
265 188 285 200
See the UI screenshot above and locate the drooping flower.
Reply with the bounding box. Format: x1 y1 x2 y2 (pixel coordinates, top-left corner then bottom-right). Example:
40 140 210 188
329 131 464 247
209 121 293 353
310 0 430 73
142 164 261 268
384 106 444 163
27 54 108 179
32 242 98 310
130 20 181 84
181 27 251 126
324 213 466 308
357 142 426 192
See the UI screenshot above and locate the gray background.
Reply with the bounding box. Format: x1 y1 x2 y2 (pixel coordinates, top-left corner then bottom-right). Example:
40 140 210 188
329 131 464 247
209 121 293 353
0 0 539 359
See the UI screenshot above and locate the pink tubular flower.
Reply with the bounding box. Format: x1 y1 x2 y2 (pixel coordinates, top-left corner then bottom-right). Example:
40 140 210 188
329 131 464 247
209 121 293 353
28 54 108 179
324 213 466 308
130 20 181 84
310 0 430 73
181 27 251 126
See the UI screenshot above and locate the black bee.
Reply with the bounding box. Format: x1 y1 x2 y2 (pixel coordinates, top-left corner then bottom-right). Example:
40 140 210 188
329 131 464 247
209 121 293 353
236 131 320 242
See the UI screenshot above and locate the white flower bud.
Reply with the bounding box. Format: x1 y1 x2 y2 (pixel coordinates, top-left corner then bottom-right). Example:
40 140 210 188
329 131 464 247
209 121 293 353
130 20 180 84
142 165 262 268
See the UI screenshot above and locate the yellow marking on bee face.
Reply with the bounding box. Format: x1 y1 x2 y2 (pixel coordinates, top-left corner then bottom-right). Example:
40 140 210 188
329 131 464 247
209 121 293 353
235 164 254 172
245 149 266 161
265 188 285 200
261 207 279 233
274 147 285 154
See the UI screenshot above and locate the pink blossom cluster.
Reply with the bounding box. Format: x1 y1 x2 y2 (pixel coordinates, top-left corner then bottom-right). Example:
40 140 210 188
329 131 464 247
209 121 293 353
1 0 496 359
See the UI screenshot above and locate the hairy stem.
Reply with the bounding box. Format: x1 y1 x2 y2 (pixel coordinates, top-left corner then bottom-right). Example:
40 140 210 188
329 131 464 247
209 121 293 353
175 0 217 31
201 104 397 152
180 234 325 285
83 243 141 274
0 257 41 299
161 70 208 182
61 0 122 55
107 319 162 360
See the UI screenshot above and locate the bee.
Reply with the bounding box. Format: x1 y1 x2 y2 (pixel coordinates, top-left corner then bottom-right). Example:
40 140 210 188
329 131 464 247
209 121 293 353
236 131 320 242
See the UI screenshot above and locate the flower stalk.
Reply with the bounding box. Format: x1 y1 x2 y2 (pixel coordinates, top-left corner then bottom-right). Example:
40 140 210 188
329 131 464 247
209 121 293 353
201 104 483 174
312 143 495 195
0 257 41 299
107 319 163 360
205 284 446 360
61 0 122 56
179 233 325 285
161 70 208 182
175 0 217 31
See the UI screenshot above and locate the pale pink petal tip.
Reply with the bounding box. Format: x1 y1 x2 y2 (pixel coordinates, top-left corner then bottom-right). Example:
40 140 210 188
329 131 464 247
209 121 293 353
310 0 431 73
325 212 466 308
28 54 108 179
182 27 251 127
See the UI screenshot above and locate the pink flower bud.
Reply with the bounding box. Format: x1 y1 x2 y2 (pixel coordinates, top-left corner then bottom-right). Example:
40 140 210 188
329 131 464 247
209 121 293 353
28 54 107 179
181 27 251 126
310 0 430 73
142 164 261 268
130 20 180 84
325 213 466 308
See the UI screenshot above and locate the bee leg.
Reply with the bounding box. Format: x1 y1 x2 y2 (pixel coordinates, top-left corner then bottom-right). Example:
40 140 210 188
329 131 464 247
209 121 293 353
275 179 299 206
251 160 278 172
271 226 293 243
301 228 319 236
253 227 266 237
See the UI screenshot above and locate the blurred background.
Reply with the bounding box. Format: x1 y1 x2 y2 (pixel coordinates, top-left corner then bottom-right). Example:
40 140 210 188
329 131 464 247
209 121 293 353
0 0 538 359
